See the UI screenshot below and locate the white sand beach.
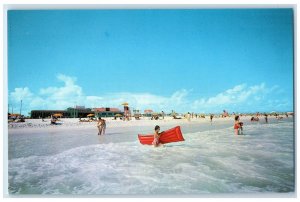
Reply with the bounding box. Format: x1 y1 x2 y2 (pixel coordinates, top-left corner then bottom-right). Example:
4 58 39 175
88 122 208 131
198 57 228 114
7 115 267 131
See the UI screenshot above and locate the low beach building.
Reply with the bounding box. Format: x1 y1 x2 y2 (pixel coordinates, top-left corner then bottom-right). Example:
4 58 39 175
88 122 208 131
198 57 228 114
31 106 92 119
31 106 123 118
66 107 92 118
144 109 153 117
30 110 68 119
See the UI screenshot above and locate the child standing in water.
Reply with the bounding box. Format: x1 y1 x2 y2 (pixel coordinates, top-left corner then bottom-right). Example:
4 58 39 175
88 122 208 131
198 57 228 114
152 125 163 147
234 115 243 135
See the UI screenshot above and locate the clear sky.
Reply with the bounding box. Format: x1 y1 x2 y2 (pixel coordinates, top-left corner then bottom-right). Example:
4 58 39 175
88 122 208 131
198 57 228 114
7 9 294 115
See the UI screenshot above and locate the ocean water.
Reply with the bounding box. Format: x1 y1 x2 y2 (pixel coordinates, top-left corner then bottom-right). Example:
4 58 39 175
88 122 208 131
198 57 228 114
8 118 294 195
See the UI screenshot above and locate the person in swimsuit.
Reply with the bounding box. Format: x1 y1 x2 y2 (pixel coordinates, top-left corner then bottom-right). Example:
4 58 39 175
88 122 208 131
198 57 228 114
186 112 191 122
234 115 243 135
264 113 268 123
97 117 106 135
101 118 106 135
152 125 163 147
210 114 214 123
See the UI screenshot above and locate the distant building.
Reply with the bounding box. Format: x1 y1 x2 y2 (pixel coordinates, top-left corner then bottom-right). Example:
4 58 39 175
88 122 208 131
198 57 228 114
133 109 140 113
133 109 141 115
30 110 68 119
93 107 123 117
144 109 153 117
66 107 92 118
31 107 92 119
75 105 85 109
31 106 122 119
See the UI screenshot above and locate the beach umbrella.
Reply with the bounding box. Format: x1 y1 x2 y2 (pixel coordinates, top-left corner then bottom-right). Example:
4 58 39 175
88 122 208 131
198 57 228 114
87 114 95 117
53 113 63 117
121 102 129 106
9 114 21 117
144 109 153 114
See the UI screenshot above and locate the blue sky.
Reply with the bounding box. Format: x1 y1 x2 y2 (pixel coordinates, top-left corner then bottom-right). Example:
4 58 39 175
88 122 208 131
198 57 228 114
8 9 294 115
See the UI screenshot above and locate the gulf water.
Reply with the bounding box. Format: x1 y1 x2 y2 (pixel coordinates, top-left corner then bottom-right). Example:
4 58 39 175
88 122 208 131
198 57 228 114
8 118 294 195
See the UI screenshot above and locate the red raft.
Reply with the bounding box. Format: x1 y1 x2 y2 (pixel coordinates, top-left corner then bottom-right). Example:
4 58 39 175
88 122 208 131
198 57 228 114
138 126 184 145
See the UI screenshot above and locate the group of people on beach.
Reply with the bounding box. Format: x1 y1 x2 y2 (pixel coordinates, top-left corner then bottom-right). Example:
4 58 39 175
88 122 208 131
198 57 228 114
152 115 243 147
96 116 163 146
96 111 292 146
94 115 243 147
153 115 243 147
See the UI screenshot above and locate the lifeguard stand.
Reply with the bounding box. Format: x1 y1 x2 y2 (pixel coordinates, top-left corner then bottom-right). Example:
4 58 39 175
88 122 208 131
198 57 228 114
122 102 131 121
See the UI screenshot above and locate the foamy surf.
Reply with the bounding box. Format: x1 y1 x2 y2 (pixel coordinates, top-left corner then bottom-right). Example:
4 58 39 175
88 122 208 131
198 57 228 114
8 121 294 195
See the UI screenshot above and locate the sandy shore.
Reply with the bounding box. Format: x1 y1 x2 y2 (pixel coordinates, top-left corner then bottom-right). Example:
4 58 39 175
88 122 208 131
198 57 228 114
7 115 285 135
8 116 236 130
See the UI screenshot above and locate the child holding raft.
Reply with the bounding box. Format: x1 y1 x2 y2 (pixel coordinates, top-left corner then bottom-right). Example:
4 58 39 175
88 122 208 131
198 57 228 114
152 125 163 147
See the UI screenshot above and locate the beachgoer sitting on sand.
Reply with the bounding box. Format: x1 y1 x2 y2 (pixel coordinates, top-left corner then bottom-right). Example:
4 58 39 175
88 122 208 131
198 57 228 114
152 125 163 147
51 117 57 125
79 118 88 122
15 117 25 123
234 115 243 135
173 115 182 119
151 115 159 120
251 117 259 121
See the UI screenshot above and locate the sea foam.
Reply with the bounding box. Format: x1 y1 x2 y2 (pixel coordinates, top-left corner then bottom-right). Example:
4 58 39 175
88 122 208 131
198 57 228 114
8 121 294 195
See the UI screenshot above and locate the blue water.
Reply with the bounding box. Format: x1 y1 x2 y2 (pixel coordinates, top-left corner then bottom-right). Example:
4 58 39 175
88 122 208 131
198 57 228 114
7 118 294 195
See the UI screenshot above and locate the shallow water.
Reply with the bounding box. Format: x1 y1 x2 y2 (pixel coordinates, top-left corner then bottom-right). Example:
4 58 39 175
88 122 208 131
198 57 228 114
8 118 294 195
